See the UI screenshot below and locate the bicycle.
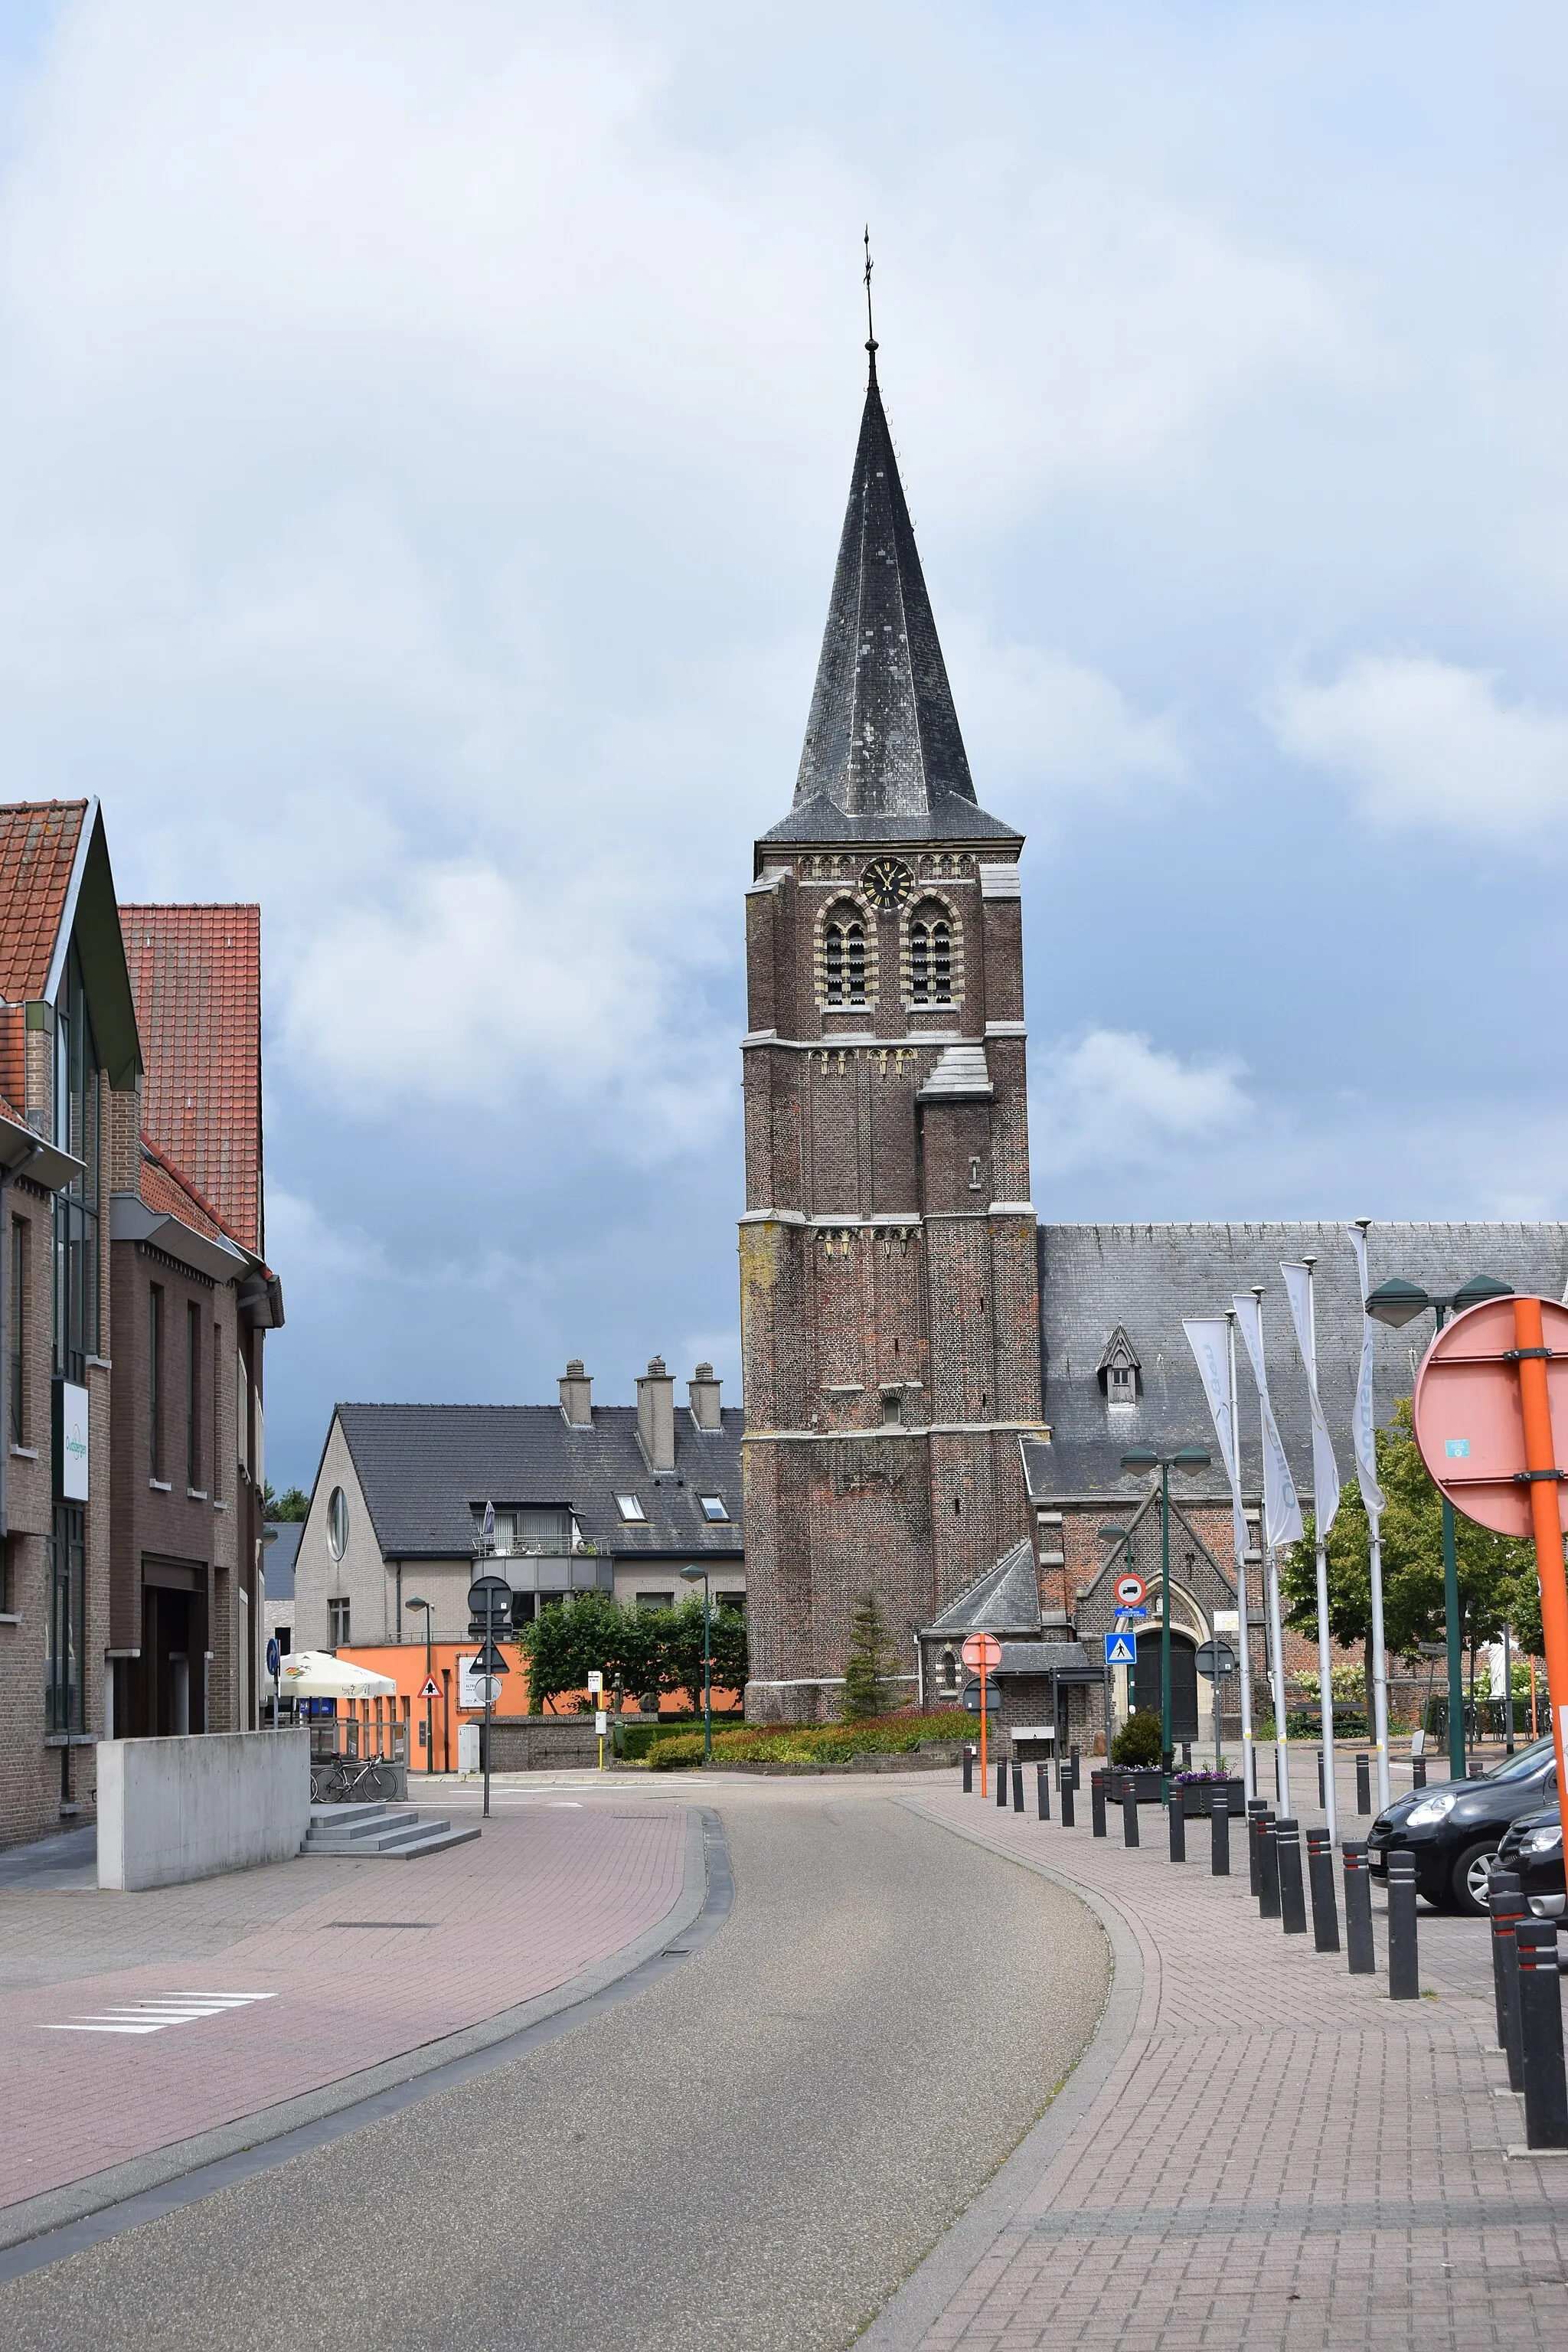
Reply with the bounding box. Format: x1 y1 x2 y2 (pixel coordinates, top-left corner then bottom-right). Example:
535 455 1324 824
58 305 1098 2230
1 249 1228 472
310 1754 400 1805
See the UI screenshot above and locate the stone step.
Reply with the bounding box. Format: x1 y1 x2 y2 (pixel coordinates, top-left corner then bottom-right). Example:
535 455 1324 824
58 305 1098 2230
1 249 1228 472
381 1824 482 1859
301 1808 479 1859
305 1807 420 1847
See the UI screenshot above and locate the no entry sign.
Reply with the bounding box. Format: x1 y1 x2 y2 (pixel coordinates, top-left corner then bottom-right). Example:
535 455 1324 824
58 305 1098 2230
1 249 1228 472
961 1632 1001 1672
1114 1571 1148 1610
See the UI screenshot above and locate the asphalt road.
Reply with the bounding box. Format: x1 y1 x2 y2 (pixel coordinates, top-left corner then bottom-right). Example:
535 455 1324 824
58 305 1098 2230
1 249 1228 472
0 1785 1109 2352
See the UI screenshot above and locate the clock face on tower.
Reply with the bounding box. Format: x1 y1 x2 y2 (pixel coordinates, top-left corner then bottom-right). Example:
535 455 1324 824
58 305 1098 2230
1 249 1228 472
861 857 914 912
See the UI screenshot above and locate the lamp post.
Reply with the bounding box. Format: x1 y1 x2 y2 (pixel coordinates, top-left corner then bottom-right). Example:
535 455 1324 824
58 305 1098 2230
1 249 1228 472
405 1596 433 1775
1365 1272 1512 1784
680 1566 713 1762
1119 1446 1212 1787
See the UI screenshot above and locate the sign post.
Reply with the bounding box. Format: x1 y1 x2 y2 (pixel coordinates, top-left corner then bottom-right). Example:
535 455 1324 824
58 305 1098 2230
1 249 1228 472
265 1635 280 1730
467 1574 513 1820
961 1632 1002 1795
1413 1295 1568 1799
589 1671 605 1769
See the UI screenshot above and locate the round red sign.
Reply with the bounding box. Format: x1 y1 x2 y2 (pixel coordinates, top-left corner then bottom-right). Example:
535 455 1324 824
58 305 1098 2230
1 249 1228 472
960 1632 1002 1672
1114 1571 1148 1609
1413 1295 1568 1538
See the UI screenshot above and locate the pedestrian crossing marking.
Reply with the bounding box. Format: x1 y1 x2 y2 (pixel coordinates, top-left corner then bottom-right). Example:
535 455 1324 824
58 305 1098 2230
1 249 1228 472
40 1991 275 2036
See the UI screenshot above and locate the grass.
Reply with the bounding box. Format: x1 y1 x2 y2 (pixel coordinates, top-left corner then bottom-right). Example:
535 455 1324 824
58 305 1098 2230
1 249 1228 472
644 1709 971 1772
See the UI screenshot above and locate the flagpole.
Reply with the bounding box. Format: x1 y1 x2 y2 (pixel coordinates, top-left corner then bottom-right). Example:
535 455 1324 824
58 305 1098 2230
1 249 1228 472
1304 1256 1338 1843
1353 1220 1393 1813
1227 1311 1257 1802
1254 1286 1292 1815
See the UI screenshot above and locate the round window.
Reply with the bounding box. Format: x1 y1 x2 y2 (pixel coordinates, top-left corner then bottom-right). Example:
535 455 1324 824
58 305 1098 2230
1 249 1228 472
326 1487 349 1562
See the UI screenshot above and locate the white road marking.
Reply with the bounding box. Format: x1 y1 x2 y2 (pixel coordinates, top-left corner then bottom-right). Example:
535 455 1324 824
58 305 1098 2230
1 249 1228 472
41 1992 275 2037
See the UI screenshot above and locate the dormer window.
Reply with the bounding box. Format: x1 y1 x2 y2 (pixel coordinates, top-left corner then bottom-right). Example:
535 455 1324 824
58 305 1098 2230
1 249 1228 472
1097 1326 1142 1412
616 1493 647 1522
698 1494 729 1522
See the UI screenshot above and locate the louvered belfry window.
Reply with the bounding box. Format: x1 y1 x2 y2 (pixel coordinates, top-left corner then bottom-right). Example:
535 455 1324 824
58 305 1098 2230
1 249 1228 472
825 918 867 1004
910 914 952 1003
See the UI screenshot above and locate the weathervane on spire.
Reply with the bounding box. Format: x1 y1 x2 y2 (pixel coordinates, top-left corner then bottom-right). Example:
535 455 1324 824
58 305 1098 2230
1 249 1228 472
863 226 878 382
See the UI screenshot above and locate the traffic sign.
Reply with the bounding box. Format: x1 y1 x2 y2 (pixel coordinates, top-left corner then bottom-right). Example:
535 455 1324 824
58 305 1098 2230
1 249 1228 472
474 1677 502 1707
1195 1638 1238 1678
961 1632 1002 1673
468 1573 512 1621
1104 1630 1137 1668
420 1676 440 1700
587 1671 603 1695
962 1677 1000 1713
472 1639 509 1675
1413 1295 1568 1537
265 1637 280 1677
1113 1571 1147 1610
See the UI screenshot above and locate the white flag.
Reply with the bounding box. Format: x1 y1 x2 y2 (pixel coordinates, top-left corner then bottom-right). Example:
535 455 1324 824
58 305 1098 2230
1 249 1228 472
1280 1263 1343 1535
1182 1317 1250 1566
1345 1227 1387 1514
1232 1292 1304 1549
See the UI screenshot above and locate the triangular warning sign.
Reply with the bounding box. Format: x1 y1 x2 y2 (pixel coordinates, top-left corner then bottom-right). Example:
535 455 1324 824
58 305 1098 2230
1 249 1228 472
472 1640 509 1675
420 1677 440 1700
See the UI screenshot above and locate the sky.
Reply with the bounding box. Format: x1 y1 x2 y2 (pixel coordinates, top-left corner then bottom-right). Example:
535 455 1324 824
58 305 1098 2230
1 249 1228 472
3 2 1568 1485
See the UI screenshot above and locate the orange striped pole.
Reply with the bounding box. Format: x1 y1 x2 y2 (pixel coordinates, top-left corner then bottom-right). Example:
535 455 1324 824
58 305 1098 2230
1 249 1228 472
979 1658 988 1797
1513 1295 1568 1796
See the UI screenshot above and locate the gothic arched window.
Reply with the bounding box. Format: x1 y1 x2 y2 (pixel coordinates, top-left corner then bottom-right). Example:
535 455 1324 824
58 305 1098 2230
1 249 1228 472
908 902 955 1004
824 914 867 1005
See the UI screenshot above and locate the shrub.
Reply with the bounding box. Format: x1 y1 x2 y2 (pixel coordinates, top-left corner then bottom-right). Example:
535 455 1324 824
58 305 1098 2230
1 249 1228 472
644 1708 971 1772
1110 1711 1164 1767
841 1594 899 1718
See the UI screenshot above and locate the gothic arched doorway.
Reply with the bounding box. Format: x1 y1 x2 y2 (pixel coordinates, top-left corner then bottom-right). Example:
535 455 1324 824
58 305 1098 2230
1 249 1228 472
1133 1630 1200 1739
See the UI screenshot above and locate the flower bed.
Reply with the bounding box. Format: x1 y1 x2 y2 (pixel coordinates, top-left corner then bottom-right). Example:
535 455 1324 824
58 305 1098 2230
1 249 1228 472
645 1709 972 1772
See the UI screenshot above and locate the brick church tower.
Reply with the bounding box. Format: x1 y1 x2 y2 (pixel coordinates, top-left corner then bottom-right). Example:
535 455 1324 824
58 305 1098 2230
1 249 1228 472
740 329 1045 1723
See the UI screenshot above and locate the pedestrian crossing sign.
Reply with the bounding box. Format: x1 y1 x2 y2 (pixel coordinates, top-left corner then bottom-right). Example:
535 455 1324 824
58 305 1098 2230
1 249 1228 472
1104 1631 1137 1667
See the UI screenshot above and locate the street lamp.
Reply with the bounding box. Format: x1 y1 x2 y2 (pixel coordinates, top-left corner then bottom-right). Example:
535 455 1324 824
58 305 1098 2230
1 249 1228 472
680 1566 713 1762
1365 1270 1512 1782
405 1596 434 1775
1120 1445 1212 1783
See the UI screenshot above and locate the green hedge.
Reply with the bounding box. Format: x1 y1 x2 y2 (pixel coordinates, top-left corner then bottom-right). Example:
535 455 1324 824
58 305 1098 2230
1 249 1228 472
645 1709 971 1772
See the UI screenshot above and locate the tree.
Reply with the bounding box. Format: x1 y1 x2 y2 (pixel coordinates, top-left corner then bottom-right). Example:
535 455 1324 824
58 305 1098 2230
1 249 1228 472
841 1592 897 1717
264 1483 309 1521
1281 1398 1541 1719
657 1596 748 1711
514 1594 747 1714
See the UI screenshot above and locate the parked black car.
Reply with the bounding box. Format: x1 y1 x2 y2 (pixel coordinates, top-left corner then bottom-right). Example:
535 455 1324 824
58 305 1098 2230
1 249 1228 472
1367 1735 1558 1914
1494 1802 1565 1919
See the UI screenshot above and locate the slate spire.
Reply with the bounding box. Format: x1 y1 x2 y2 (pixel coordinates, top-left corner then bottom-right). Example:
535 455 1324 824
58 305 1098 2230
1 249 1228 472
769 319 1016 846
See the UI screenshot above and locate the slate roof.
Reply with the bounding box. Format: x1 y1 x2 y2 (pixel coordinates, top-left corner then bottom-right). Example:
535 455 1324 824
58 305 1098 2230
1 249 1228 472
121 904 263 1252
995 1641 1099 1682
763 359 1019 849
333 1403 746 1563
1029 1220 1568 1505
922 1537 1041 1637
263 1522 302 1602
0 800 84 999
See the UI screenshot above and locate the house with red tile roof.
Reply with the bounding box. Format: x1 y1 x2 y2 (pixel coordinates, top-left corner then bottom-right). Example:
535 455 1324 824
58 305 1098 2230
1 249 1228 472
0 802 284 1853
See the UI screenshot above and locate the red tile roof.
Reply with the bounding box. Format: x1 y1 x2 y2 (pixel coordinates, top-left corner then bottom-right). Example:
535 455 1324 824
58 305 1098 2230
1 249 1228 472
139 1133 246 1250
0 1005 24 1119
0 801 86 1002
119 905 263 1253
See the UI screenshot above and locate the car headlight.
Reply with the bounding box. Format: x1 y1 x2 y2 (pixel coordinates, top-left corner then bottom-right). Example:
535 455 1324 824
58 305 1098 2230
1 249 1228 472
1522 1827 1564 1855
1404 1793 1458 1826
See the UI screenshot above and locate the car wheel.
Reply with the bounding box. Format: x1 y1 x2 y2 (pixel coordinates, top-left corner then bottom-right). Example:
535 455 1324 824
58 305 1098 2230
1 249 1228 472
1452 1839 1501 1916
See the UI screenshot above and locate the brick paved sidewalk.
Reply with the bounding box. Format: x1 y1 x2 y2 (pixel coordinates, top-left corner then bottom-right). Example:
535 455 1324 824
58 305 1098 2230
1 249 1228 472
879 1783 1568 2352
0 1800 687 2217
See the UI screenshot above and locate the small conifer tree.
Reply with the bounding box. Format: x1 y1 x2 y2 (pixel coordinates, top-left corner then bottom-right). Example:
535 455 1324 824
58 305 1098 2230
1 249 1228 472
842 1592 897 1718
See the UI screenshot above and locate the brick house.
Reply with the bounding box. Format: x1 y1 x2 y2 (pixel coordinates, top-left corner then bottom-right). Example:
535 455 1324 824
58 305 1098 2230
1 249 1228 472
0 804 283 1851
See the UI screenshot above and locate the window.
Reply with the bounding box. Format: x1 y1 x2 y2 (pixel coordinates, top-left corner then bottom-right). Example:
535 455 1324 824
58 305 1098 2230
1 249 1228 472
149 1284 164 1478
909 911 952 1004
9 1215 26 1446
1107 1362 1135 1401
939 1646 959 1693
697 1494 729 1522
715 1590 746 1615
482 1505 573 1557
823 917 867 1005
327 1486 349 1560
635 1590 674 1609
45 1503 85 1732
328 1596 351 1648
616 1493 646 1522
510 1592 539 1629
186 1302 202 1489
276 1624 292 1655
52 942 101 1383
211 1326 222 1501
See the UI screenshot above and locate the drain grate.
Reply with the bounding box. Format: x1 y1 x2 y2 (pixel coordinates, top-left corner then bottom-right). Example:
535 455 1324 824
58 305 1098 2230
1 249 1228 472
328 1922 436 1930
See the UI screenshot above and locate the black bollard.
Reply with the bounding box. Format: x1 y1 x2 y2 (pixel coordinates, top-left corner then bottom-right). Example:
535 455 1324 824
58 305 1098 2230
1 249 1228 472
1091 1769 1107 1838
1490 1874 1526 2092
1305 1826 1340 1952
962 1744 974 1795
1413 1753 1428 1790
1342 1841 1375 1974
1210 1790 1230 1876
1121 1781 1140 1847
1011 1761 1024 1814
1258 1814 1281 1919
1387 1851 1419 1998
1061 1773 1076 1829
1247 1799 1269 1897
1168 1790 1187 1862
996 1757 1008 1808
1276 1818 1308 1933
1517 1922 1568 2149
1036 1762 1050 1821
1070 1744 1081 1791
1356 1753 1371 1816
1317 1749 1326 1808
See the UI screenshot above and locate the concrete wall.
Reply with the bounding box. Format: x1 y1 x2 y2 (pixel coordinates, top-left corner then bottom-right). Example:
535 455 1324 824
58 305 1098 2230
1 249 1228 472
97 1727 309 1890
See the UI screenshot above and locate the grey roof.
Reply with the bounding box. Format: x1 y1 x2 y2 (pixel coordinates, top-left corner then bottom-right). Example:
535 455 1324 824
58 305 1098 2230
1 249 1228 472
995 1641 1097 1681
1028 1220 1568 1504
263 1521 302 1600
922 1537 1040 1637
763 361 1018 848
332 1404 745 1563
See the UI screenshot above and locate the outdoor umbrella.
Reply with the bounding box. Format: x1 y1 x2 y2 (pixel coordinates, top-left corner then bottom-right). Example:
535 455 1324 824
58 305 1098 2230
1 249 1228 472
276 1650 396 1699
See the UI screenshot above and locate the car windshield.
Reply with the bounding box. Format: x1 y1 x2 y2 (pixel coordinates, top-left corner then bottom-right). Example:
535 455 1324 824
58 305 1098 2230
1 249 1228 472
1483 1736 1557 1783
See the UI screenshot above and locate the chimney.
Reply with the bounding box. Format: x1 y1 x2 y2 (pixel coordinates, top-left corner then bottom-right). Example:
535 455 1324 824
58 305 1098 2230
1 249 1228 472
559 1359 593 1428
688 1362 723 1432
636 1356 677 1471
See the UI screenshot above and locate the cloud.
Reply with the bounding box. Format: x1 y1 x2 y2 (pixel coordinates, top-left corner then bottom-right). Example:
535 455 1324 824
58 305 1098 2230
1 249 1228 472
1270 656 1568 839
942 626 1184 822
1031 1028 1251 1179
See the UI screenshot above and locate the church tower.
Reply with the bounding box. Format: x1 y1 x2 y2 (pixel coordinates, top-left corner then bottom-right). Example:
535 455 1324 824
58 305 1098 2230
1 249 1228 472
740 321 1044 1723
